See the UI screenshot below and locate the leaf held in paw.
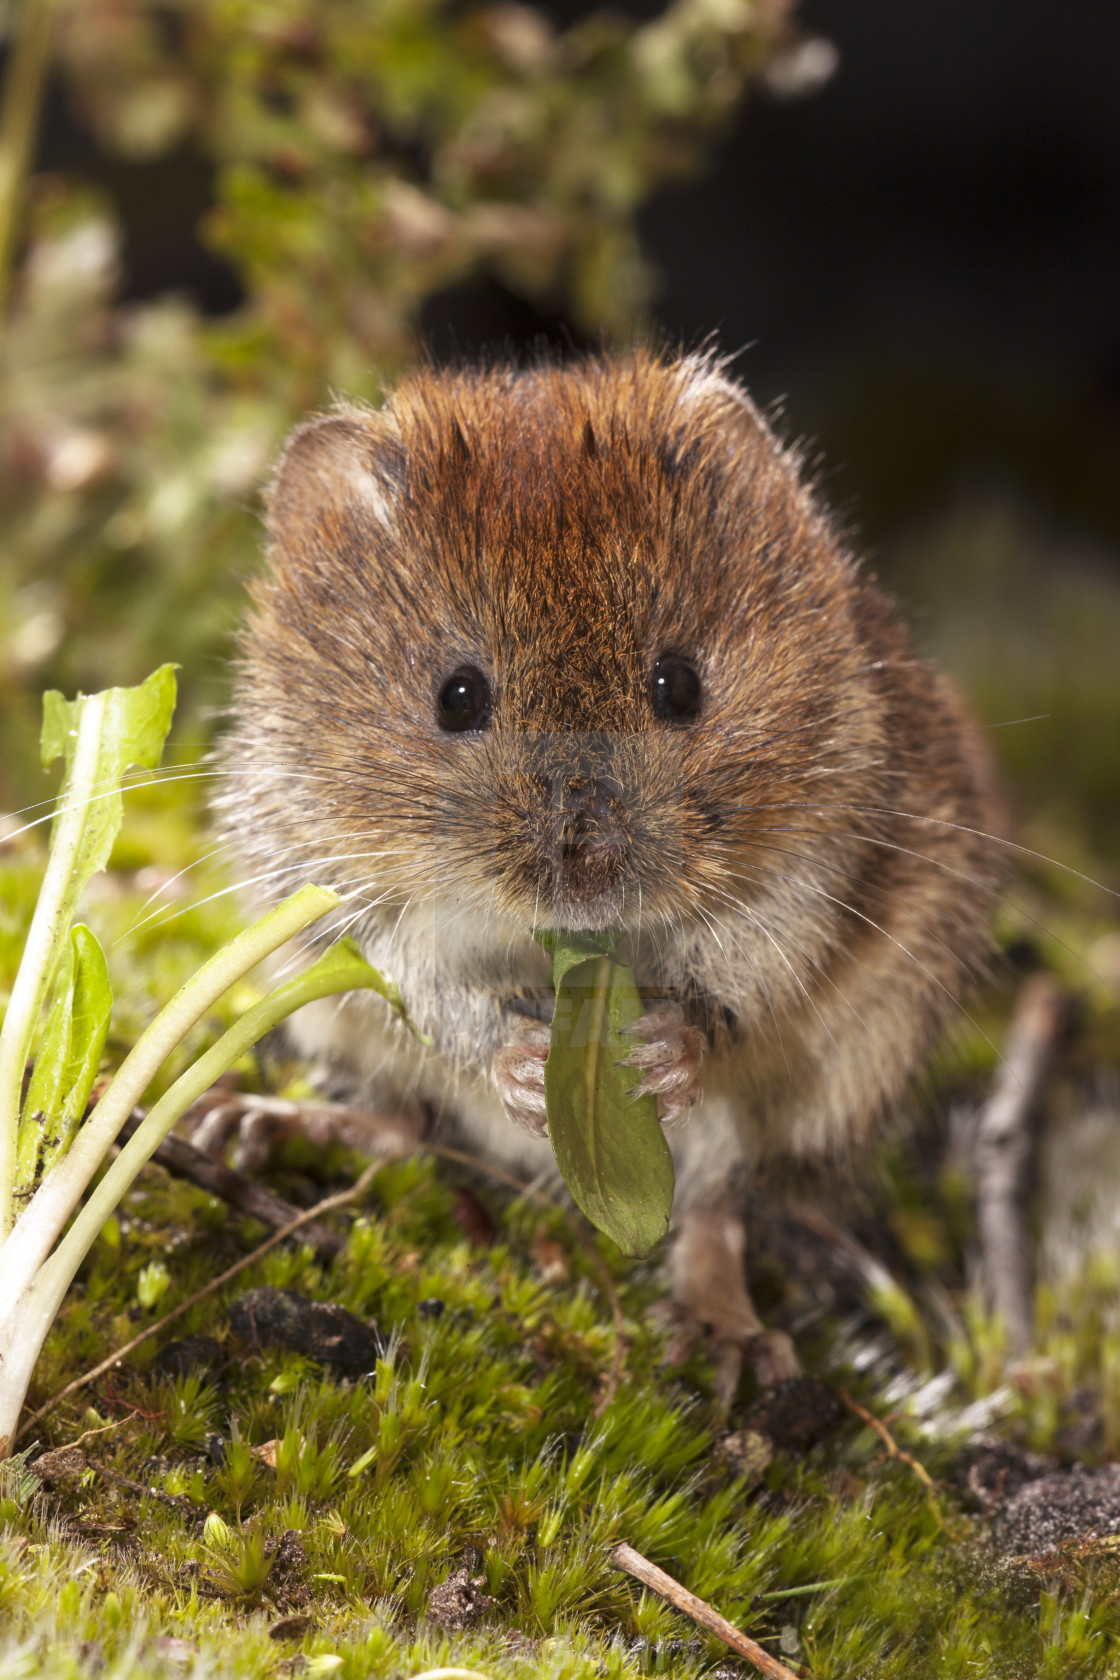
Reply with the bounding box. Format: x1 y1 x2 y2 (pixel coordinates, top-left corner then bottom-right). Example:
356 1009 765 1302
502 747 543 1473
538 931 674 1257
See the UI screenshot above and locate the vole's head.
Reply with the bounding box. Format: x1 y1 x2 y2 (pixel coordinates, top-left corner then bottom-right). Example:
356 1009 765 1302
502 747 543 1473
228 352 886 936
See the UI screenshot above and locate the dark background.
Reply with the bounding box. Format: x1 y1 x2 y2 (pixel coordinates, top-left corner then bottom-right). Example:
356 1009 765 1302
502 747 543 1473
39 0 1120 551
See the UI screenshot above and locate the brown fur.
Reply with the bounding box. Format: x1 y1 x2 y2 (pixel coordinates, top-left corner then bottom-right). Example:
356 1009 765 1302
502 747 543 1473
216 350 1001 1372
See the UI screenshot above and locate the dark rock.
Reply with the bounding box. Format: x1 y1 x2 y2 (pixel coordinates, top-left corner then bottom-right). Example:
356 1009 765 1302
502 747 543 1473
32 1445 87 1485
427 1564 494 1630
269 1529 308 1579
964 1442 1055 1512
268 1615 314 1641
740 1376 842 1452
154 1335 222 1378
993 1462 1120 1556
228 1287 384 1377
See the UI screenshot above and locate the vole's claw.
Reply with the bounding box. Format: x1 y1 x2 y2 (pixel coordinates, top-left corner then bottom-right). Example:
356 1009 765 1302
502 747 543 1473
493 1015 550 1136
619 1002 704 1127
747 1329 803 1390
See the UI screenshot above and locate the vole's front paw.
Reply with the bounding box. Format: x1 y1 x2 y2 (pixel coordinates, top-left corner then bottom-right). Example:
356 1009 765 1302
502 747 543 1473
620 1001 704 1125
494 1003 703 1135
492 1016 551 1136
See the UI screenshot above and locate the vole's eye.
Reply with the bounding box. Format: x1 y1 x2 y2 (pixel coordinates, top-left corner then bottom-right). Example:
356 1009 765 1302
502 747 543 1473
651 655 701 724
437 665 491 732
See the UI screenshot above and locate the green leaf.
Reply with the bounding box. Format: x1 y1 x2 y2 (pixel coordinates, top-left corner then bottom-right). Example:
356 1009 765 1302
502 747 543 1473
543 940 674 1257
14 926 112 1192
40 662 177 875
302 937 432 1043
1 668 175 1237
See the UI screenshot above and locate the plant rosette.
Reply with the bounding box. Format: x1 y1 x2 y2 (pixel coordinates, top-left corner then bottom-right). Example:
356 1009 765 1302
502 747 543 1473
0 667 423 1456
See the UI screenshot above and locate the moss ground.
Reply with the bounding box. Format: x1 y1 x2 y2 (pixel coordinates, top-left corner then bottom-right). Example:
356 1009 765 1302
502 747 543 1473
4 783 1120 1680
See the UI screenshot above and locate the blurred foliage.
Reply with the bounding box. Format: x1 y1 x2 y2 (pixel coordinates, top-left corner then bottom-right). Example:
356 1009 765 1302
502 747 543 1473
881 495 1120 872
0 0 811 810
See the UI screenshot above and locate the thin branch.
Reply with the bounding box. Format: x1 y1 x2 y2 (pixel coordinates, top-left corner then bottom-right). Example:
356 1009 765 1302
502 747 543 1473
116 1106 343 1260
611 1542 803 1680
838 1388 942 1523
86 1456 198 1513
974 975 1065 1356
15 1157 384 1444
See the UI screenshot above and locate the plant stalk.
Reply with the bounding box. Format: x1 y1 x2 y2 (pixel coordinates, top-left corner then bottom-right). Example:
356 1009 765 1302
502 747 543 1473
0 0 55 319
35 938 375 1310
0 920 371 1455
0 883 336 1317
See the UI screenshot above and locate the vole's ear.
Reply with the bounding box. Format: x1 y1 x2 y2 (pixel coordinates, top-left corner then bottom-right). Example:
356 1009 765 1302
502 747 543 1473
264 407 402 571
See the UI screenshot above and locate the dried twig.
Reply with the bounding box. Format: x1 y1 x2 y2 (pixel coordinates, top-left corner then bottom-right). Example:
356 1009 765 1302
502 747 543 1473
838 1388 941 1521
17 1133 627 1441
117 1106 344 1259
86 1457 198 1512
974 975 1065 1356
611 1542 803 1680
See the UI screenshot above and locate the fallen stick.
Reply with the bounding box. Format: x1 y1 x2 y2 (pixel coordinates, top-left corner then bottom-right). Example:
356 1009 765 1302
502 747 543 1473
117 1106 343 1259
974 975 1065 1356
611 1541 803 1680
15 1157 384 1444
838 1388 942 1525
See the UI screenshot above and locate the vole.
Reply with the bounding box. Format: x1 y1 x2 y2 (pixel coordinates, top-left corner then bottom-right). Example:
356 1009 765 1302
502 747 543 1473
215 349 1001 1397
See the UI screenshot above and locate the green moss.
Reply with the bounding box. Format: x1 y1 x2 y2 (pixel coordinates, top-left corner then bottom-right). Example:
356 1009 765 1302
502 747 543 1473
5 778 1120 1677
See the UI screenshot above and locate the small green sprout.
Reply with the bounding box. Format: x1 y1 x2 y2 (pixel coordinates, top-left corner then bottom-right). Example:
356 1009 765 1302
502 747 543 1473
200 1522 275 1601
135 1260 171 1311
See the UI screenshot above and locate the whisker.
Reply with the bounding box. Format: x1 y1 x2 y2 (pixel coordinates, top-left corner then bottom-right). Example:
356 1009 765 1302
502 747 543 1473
716 858 1004 1065
720 798 1119 902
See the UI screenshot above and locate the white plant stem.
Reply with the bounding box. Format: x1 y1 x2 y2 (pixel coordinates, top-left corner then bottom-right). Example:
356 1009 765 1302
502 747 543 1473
0 692 108 1239
0 909 362 1455
0 884 336 1326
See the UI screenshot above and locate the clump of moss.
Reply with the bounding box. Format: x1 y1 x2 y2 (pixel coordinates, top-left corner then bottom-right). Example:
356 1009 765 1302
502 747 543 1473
6 758 1120 1679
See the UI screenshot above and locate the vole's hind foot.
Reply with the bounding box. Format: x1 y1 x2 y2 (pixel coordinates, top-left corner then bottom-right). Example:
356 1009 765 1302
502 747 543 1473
661 1201 802 1407
620 1001 704 1125
183 1089 423 1171
492 1016 551 1136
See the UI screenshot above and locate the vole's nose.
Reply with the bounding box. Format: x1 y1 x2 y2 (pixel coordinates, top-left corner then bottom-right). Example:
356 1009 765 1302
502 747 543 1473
560 777 619 848
555 776 629 896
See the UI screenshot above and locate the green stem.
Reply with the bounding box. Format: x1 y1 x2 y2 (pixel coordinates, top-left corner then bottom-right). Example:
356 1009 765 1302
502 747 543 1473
0 919 389 1458
0 883 337 1318
36 941 378 1307
0 0 55 319
0 692 108 1239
